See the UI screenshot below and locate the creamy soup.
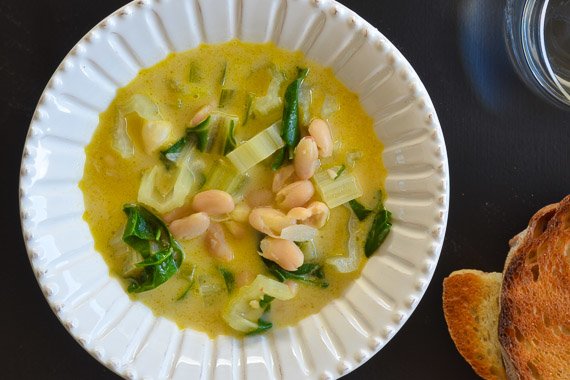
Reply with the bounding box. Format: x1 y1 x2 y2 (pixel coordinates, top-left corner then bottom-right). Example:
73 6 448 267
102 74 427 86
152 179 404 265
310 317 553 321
80 41 389 337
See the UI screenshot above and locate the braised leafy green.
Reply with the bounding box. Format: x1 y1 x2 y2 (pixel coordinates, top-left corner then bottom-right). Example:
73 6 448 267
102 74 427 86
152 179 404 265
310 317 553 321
122 204 184 293
364 208 392 257
263 258 328 288
273 68 309 169
348 199 372 221
219 267 235 293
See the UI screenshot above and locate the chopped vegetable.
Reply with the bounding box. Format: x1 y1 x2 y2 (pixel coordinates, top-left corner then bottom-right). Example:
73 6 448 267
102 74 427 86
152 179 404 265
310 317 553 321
263 258 329 288
364 208 392 257
189 62 202 83
227 122 285 173
120 94 162 121
122 249 144 278
253 70 285 116
187 116 212 152
122 204 183 293
112 94 163 158
141 120 172 154
222 274 295 333
327 209 363 273
219 61 228 86
198 274 225 303
313 170 363 209
280 224 318 242
160 136 191 168
298 85 312 126
219 267 235 293
219 89 236 108
281 68 309 151
348 199 372 221
202 158 248 197
346 151 363 168
273 68 309 168
243 93 254 125
112 115 134 158
223 119 237 155
246 318 272 335
298 240 318 262
138 153 196 214
326 165 345 180
176 265 196 301
321 94 340 118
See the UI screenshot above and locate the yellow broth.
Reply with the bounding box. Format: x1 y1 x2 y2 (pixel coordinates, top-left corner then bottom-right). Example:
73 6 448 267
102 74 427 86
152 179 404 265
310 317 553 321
80 41 387 337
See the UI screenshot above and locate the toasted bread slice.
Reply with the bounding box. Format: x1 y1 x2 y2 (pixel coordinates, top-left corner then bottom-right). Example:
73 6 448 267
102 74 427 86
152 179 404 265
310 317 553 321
499 195 570 380
443 270 507 380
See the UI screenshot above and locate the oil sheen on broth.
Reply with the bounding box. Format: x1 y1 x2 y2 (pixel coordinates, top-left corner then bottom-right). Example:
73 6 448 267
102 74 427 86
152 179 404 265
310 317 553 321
80 41 388 337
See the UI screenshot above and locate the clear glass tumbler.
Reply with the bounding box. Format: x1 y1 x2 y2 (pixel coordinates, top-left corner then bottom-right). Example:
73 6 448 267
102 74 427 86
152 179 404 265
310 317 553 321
505 0 570 109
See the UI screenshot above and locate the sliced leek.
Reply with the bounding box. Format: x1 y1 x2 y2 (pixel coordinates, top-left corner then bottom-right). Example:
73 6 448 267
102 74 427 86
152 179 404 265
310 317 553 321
138 158 195 214
222 274 295 333
313 170 363 208
327 208 363 273
253 71 285 116
226 122 284 173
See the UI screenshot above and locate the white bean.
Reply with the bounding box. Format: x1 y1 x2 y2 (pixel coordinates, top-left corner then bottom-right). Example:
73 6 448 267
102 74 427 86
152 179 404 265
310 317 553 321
305 201 330 228
162 203 193 223
235 270 255 288
294 137 320 180
308 118 333 158
169 212 210 240
192 190 235 215
272 165 296 193
142 120 172 154
248 207 295 237
205 222 233 261
260 237 304 271
246 188 274 208
276 180 315 210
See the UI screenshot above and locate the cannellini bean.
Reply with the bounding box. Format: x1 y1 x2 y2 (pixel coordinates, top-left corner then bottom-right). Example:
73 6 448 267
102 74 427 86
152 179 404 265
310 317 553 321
230 202 251 223
205 222 234 261
142 120 172 154
259 237 304 271
285 201 330 228
287 207 312 220
276 180 315 210
272 165 296 193
294 137 320 180
246 188 274 208
305 201 330 228
249 207 295 237
235 270 255 288
192 190 235 215
189 104 213 127
308 118 333 158
169 212 210 240
162 203 194 223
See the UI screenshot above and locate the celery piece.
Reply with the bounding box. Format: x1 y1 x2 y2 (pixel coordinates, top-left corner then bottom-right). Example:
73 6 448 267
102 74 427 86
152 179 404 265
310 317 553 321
243 92 254 125
226 122 285 173
202 158 247 197
313 170 363 209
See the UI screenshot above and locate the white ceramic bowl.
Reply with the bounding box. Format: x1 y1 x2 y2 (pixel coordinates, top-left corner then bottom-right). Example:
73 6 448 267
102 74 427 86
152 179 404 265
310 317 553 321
19 0 449 379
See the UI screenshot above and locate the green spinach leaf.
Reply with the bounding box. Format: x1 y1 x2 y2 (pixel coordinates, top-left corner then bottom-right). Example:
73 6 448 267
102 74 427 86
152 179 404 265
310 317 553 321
262 258 329 288
219 267 235 293
348 199 373 221
122 204 184 293
364 208 392 257
246 318 273 335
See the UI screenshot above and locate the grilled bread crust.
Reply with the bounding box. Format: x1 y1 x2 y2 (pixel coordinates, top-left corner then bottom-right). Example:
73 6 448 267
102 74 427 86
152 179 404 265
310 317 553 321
443 270 507 380
499 195 570 380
